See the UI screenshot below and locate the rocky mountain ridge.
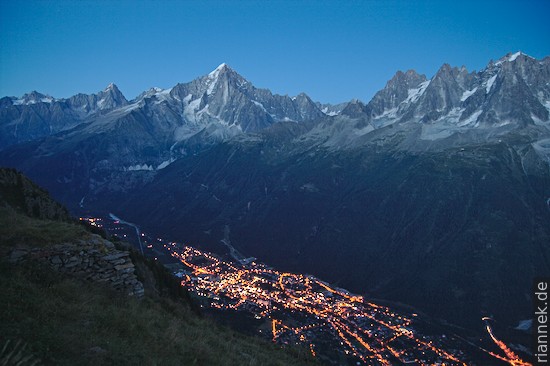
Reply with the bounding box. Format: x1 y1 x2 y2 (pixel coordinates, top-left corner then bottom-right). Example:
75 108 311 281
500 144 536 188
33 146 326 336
2 52 549 169
0 63 328 152
367 52 550 126
300 52 550 153
0 83 128 148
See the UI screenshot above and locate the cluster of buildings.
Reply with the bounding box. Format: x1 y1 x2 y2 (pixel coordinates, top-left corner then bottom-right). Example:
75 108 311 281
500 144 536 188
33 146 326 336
167 241 467 365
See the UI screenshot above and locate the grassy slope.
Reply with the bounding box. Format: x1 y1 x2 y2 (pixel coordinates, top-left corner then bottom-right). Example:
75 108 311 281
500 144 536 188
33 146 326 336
0 211 314 365
0 205 89 249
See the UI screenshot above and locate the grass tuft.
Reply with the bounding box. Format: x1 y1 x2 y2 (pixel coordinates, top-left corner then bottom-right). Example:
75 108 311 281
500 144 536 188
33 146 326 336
0 206 88 249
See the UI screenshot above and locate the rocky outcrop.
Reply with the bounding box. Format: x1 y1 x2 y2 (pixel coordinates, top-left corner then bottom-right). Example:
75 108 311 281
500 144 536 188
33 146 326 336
0 168 70 221
367 69 427 117
8 234 144 297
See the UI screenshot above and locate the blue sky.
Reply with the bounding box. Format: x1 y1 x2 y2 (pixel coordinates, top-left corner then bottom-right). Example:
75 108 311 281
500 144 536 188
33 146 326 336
1 0 549 103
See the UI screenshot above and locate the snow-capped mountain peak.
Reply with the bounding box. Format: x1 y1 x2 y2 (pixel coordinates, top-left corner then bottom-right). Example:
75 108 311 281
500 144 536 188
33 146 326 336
104 82 117 92
203 63 237 96
508 51 523 62
502 51 535 63
134 86 172 102
209 63 229 77
490 51 536 69
95 83 128 110
12 91 56 105
165 63 324 133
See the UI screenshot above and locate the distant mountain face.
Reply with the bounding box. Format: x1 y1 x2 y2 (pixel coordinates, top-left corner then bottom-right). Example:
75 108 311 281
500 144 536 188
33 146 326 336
3 53 548 164
367 52 550 127
114 133 550 331
1 53 550 333
0 84 128 148
167 63 324 131
0 64 331 170
302 52 550 150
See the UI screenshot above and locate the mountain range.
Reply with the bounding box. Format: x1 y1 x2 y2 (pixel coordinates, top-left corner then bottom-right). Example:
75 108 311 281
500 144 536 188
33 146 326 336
1 51 549 334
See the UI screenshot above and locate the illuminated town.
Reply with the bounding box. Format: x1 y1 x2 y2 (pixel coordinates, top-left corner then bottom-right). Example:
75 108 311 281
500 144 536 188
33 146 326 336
82 215 532 366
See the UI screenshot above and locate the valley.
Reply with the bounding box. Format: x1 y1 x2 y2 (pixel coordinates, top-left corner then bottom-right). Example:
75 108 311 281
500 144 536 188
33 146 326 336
81 213 532 365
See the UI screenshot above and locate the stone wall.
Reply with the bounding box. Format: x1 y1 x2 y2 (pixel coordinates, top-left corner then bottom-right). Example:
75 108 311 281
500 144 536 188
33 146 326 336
8 234 144 297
